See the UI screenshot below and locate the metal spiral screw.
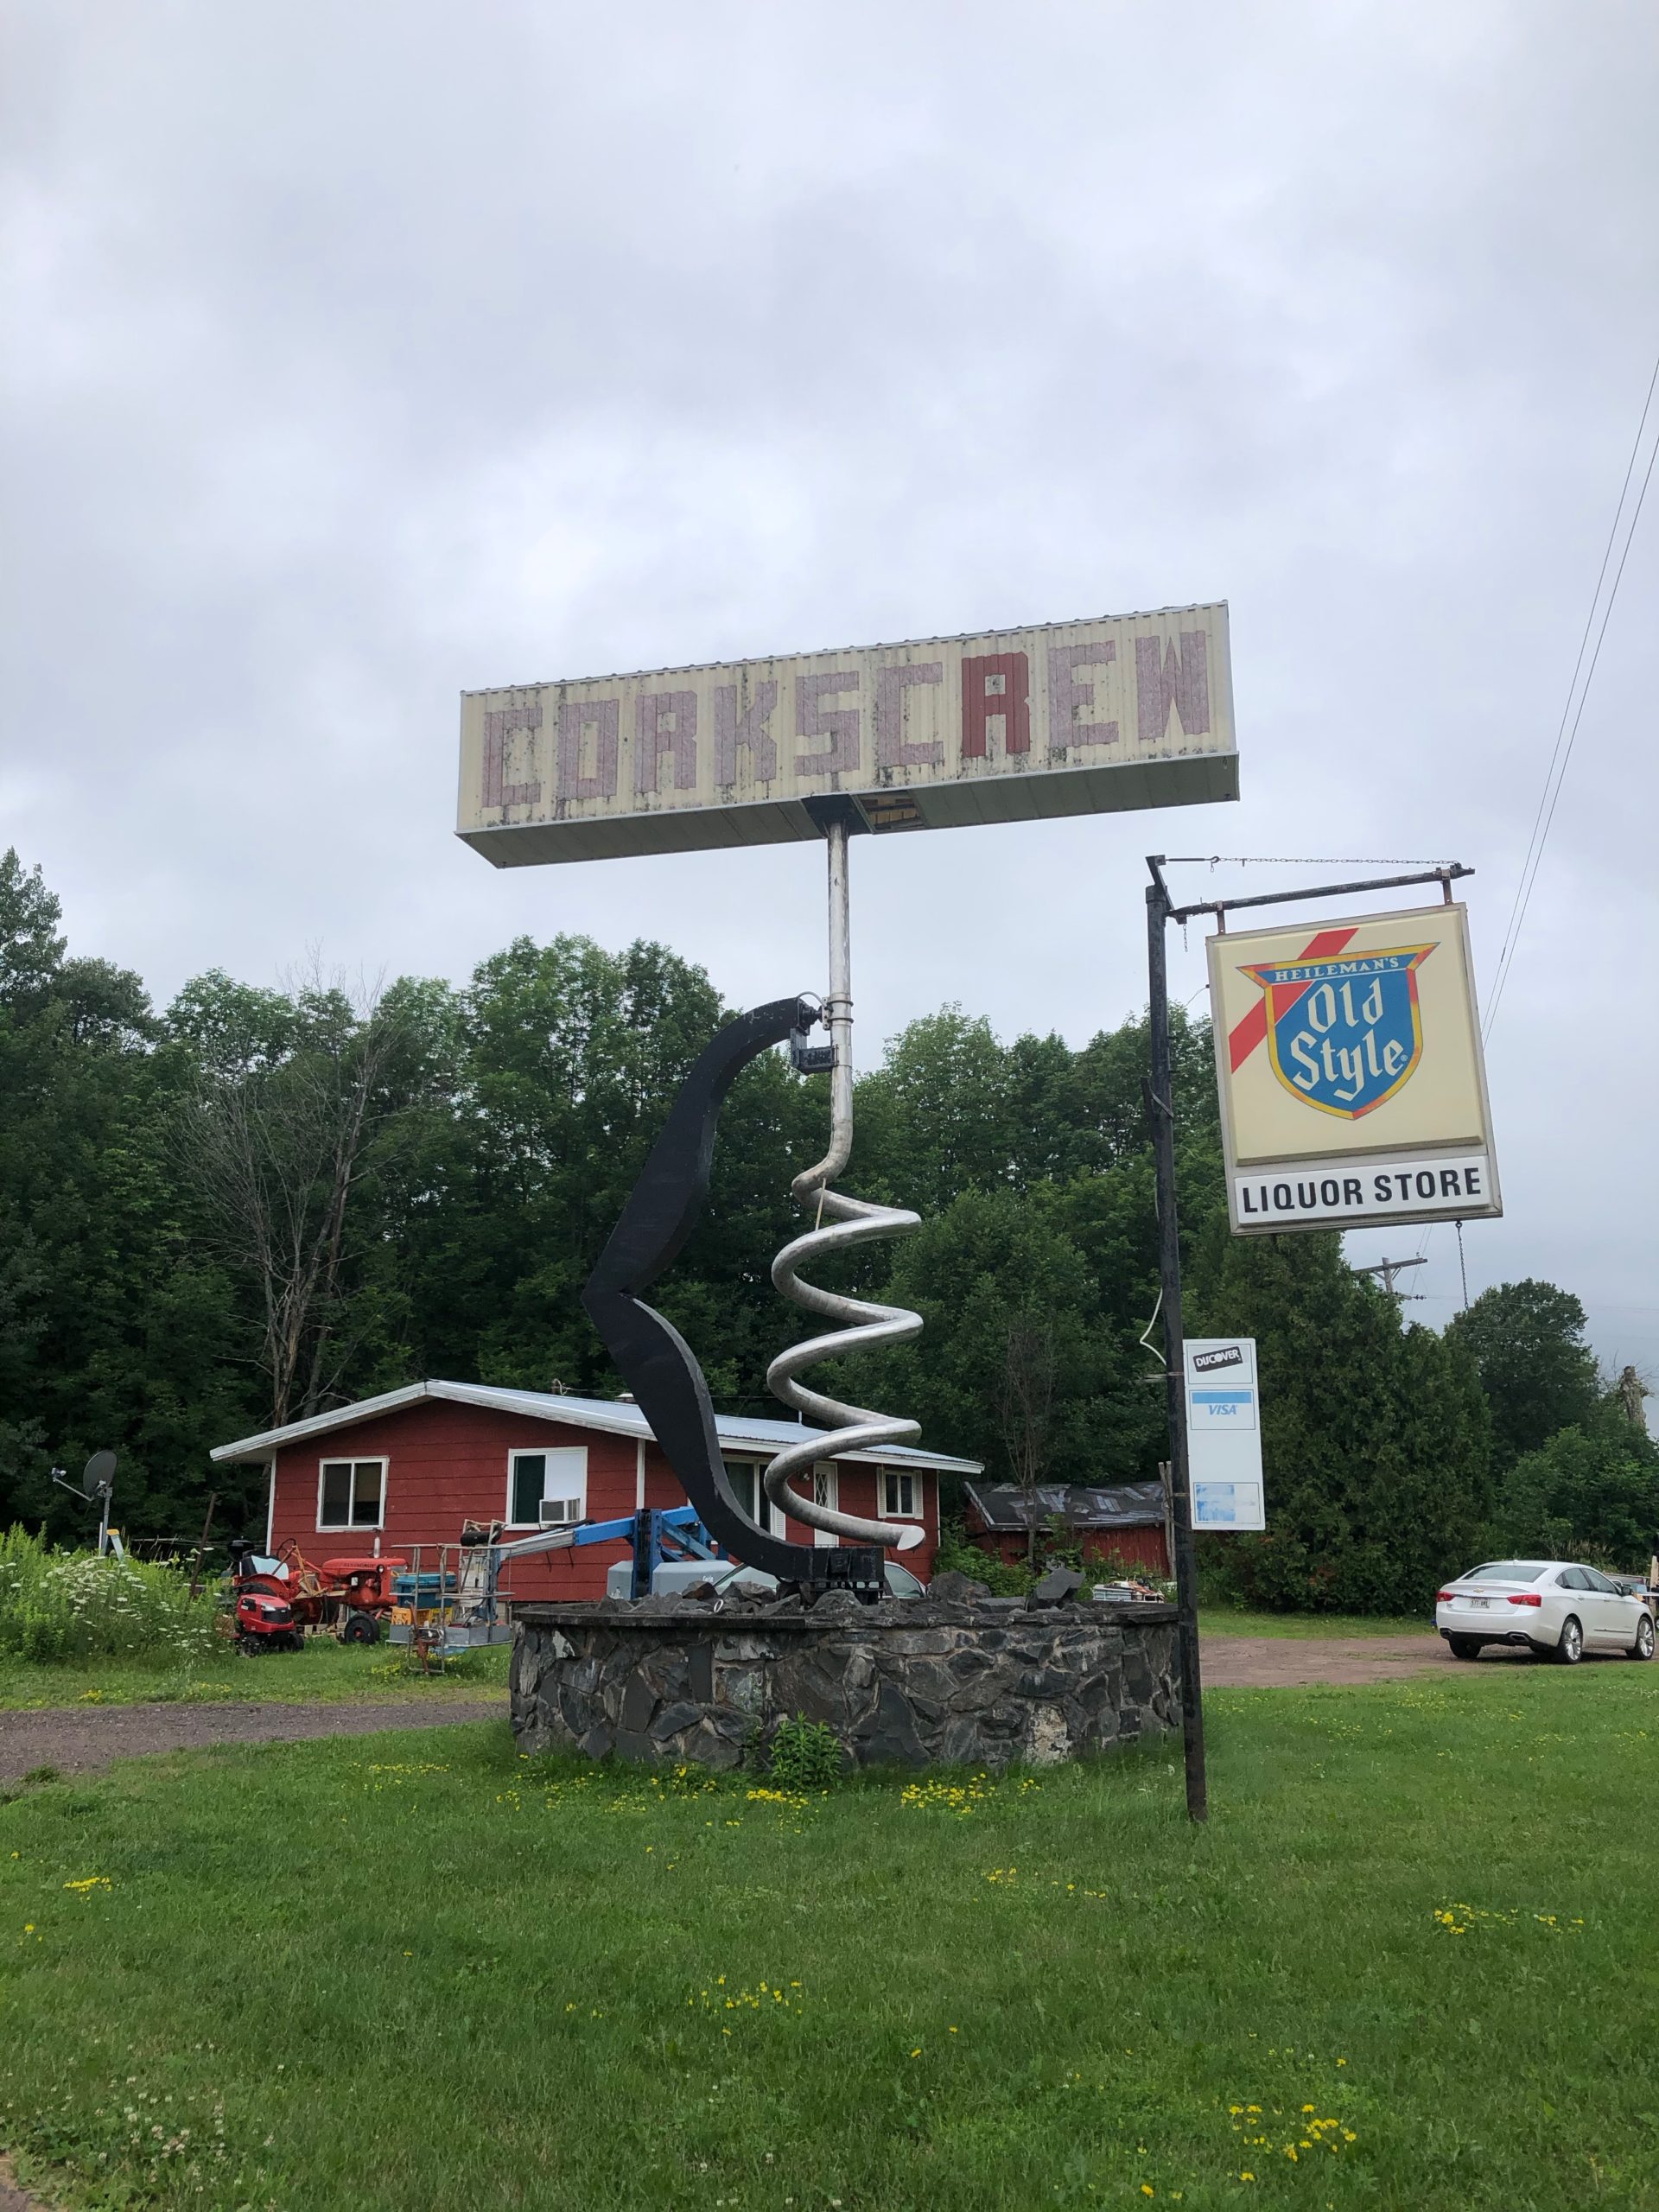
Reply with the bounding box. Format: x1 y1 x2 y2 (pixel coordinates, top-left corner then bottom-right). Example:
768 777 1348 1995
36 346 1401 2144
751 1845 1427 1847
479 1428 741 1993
763 818 926 1554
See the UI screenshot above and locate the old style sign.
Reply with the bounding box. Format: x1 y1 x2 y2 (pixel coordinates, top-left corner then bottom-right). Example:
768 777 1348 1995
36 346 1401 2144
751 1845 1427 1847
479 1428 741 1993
1208 902 1501 1234
457 605 1236 865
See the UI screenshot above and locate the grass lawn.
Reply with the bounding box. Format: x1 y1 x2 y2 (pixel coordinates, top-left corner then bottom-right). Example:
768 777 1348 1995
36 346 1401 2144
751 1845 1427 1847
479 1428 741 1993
3 1664 1656 2210
0 1640 509 1711
1197 1611 1432 1641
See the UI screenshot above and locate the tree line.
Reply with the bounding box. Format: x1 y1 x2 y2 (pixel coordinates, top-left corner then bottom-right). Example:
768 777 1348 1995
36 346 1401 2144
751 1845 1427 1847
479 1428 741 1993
0 846 1651 1608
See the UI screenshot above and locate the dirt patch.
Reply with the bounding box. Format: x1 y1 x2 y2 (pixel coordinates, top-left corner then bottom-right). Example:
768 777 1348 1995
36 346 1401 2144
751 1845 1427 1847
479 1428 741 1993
1200 1630 1573 1686
0 1699 505 1783
0 2152 42 2210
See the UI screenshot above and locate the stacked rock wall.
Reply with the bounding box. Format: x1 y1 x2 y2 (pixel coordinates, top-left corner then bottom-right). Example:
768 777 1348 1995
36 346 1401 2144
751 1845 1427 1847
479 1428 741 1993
511 1586 1178 1771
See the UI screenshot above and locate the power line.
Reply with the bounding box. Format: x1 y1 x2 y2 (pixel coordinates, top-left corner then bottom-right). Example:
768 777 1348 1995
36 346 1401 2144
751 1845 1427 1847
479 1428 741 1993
1484 346 1659 1033
1163 855 1450 868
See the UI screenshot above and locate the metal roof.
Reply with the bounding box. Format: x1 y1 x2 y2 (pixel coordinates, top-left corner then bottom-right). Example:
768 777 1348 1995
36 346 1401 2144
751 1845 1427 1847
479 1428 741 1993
210 1379 982 1476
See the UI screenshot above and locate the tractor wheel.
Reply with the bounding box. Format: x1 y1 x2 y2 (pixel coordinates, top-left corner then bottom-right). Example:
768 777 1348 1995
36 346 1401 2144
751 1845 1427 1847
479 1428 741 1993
340 1611 381 1647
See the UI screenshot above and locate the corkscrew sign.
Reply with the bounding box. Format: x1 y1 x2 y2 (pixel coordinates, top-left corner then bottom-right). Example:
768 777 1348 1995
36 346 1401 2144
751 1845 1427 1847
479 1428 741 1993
1207 902 1501 1235
457 603 1236 866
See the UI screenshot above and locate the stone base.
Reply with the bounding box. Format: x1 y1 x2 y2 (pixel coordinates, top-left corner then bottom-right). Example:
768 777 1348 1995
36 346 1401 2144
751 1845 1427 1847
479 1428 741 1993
510 1588 1179 1771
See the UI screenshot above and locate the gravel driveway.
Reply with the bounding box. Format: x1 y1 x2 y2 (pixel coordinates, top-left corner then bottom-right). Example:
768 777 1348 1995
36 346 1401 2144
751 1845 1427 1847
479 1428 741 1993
0 1698 505 1783
1196 1630 1612 1686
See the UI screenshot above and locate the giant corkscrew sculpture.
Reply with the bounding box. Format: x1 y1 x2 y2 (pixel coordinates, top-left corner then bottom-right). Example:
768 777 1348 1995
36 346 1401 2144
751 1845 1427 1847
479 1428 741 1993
582 804 924 1595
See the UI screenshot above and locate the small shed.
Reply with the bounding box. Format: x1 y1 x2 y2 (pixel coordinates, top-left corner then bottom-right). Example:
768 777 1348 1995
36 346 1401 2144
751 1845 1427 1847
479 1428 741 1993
963 1478 1171 1578
210 1381 979 1599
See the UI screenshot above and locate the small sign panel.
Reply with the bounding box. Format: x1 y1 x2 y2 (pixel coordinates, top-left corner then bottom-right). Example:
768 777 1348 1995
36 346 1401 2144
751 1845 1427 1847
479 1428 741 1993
1207 903 1501 1235
458 605 1236 866
1185 1338 1264 1530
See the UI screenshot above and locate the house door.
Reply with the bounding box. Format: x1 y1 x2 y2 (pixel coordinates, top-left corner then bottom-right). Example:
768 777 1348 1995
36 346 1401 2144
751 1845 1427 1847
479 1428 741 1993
811 1462 838 1547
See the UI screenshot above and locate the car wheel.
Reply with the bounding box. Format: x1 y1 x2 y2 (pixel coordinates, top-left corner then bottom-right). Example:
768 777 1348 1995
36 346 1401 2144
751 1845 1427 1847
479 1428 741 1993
1447 1636 1482 1660
1631 1613 1656 1662
1554 1615 1583 1665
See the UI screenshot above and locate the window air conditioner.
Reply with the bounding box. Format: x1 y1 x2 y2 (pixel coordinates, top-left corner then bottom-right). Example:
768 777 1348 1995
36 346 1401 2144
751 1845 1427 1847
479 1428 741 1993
539 1497 580 1527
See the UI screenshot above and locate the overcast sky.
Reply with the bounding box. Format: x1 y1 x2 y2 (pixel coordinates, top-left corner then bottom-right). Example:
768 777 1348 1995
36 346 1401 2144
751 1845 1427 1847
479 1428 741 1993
4 2 1657 1393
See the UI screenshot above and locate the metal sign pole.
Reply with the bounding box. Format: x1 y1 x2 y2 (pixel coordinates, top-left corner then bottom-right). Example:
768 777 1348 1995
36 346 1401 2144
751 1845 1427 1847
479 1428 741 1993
1146 859 1208 1822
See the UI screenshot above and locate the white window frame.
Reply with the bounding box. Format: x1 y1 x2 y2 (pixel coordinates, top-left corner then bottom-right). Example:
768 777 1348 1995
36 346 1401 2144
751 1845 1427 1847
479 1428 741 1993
505 1446 588 1530
316 1457 387 1534
877 1465 925 1524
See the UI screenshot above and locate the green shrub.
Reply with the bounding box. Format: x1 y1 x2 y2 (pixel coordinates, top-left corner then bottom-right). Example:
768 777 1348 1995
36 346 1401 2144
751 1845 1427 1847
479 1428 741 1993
0 1527 219 1665
931 1522 1034 1595
766 1714 844 1791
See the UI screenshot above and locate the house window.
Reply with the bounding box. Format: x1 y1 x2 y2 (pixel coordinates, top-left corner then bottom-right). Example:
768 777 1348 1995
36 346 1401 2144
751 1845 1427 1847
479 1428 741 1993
508 1447 588 1529
724 1460 780 1534
879 1467 921 1521
318 1459 385 1531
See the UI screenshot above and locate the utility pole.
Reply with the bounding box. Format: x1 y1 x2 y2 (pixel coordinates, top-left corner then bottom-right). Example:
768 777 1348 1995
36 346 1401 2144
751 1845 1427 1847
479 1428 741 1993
1145 861 1207 1824
1351 1255 1427 1300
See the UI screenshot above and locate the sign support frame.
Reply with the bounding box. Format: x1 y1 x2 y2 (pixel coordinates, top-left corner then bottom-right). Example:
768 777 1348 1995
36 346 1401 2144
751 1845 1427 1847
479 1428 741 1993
1143 853 1477 1823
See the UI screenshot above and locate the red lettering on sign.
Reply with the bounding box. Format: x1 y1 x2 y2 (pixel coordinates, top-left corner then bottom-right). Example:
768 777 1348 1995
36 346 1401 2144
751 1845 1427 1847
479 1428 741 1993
876 662 944 769
796 671 861 778
960 652 1030 759
713 681 779 784
556 700 620 802
1046 642 1118 749
1135 632 1211 744
482 704 543 809
635 690 698 795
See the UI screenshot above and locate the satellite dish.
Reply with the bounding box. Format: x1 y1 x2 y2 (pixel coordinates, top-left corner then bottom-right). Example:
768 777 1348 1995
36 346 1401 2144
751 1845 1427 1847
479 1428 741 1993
50 1450 119 1552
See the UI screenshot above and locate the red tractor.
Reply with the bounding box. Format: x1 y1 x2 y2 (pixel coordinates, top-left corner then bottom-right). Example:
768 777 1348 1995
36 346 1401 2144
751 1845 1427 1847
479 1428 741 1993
226 1539 405 1652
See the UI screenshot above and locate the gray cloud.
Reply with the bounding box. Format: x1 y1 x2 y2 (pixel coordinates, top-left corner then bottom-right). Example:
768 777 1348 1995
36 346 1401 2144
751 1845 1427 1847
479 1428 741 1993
3 0 1657 1382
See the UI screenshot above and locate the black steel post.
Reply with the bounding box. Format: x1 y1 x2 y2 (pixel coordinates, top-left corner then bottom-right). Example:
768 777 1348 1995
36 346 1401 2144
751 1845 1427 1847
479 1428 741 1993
1146 864 1208 1822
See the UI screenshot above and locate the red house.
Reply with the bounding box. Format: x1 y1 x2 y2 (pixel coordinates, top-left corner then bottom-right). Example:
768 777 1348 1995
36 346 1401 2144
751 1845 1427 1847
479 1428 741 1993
210 1381 979 1599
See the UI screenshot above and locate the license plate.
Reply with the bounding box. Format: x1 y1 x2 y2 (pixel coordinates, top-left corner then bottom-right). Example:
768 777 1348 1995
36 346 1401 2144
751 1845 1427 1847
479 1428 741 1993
1469 1598 1490 1609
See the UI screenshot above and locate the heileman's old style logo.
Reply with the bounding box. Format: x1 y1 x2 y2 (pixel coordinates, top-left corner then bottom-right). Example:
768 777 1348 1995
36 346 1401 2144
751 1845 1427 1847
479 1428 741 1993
1237 942 1436 1119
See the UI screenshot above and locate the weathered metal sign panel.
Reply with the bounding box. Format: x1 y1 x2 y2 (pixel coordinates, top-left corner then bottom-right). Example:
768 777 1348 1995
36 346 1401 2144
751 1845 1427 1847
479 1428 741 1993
457 603 1236 865
1207 902 1502 1235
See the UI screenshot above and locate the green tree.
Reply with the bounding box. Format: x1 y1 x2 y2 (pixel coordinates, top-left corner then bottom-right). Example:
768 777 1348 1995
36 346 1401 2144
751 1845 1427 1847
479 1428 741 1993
1446 1280 1601 1469
838 1185 1147 1505
1494 1417 1659 1567
1190 1227 1494 1612
0 851 259 1538
172 966 448 1431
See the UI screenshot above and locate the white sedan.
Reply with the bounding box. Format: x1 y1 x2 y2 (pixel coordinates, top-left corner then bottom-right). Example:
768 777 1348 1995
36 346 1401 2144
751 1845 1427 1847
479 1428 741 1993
1436 1560 1656 1664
